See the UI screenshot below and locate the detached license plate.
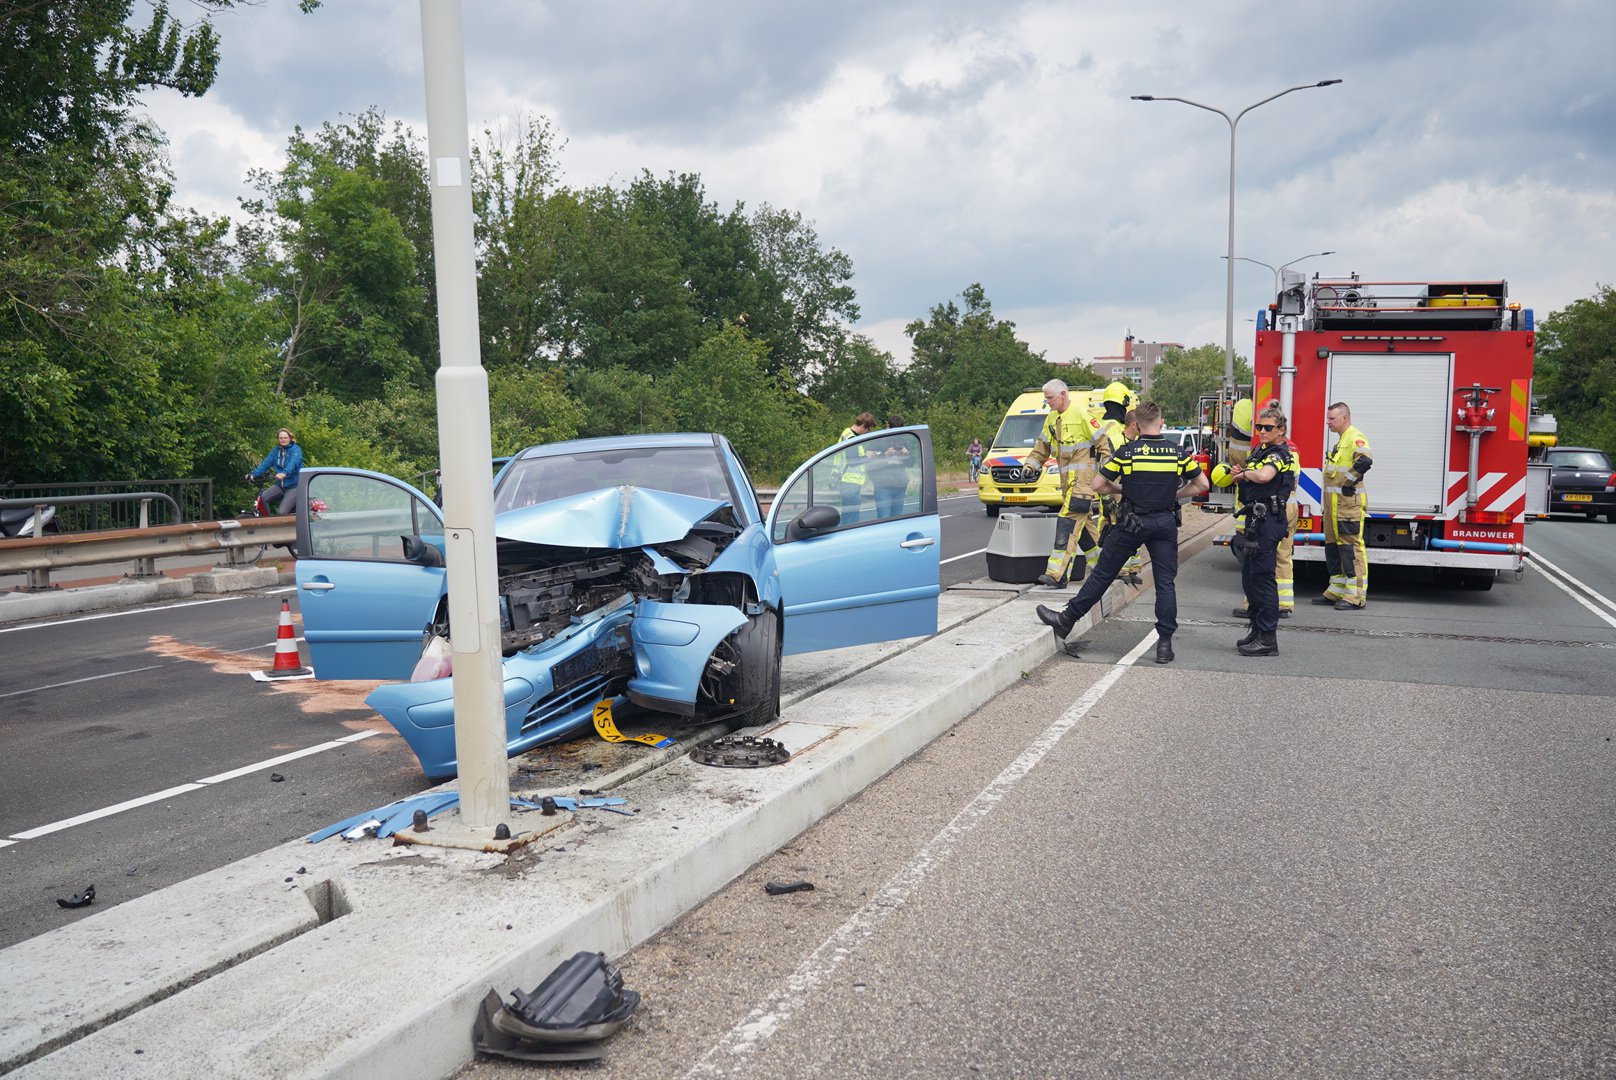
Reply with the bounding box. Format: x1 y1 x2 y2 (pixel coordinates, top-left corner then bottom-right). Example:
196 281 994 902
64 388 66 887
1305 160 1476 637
1565 493 1593 502
1006 495 1028 502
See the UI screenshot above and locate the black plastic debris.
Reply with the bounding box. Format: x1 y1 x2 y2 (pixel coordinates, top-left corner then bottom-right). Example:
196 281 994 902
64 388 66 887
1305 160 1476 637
493 823 511 840
57 885 95 909
269 772 286 782
690 734 790 768
472 951 640 1064
764 880 815 896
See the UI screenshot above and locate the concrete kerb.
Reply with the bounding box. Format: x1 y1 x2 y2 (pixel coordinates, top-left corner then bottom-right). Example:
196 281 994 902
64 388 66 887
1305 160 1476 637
0 577 1138 1080
0 566 290 625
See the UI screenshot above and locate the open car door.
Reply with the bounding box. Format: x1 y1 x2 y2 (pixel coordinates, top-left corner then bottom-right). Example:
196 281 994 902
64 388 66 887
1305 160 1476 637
293 469 447 680
767 426 941 654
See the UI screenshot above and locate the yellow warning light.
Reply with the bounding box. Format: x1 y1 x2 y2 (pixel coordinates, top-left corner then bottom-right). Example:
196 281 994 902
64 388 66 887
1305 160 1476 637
1507 301 1522 311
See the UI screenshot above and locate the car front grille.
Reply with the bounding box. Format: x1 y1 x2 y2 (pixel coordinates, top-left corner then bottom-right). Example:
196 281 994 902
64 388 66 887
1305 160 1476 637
990 466 1029 484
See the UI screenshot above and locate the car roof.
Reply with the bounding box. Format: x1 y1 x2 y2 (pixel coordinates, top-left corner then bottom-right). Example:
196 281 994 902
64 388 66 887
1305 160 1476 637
511 432 724 460
1550 446 1606 454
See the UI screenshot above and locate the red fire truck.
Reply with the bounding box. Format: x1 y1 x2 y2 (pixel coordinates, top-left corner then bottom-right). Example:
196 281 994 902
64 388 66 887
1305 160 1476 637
1250 275 1548 589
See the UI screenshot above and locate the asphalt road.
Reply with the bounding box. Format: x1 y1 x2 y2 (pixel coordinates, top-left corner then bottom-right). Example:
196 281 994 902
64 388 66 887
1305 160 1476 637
461 514 1616 1080
0 495 995 951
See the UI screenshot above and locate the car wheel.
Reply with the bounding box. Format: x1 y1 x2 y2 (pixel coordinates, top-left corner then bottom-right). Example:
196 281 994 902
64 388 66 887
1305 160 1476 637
740 616 783 728
1608 510 1616 524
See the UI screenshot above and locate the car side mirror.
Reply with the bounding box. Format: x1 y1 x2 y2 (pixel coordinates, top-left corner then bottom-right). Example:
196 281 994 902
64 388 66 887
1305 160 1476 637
402 535 444 567
785 503 841 541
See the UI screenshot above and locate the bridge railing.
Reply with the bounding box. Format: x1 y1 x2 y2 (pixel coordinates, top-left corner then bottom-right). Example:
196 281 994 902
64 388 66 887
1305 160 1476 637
0 478 215 531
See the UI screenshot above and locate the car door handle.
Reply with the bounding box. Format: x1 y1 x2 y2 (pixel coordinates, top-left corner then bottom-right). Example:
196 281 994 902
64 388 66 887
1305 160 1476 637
301 582 336 592
899 536 936 550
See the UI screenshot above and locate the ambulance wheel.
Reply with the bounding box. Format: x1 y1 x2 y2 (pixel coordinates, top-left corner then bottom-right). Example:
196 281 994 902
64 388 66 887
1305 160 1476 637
986 504 1000 517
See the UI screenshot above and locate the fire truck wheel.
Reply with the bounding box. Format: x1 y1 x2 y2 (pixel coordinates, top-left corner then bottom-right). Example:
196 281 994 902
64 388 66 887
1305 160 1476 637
1458 571 1496 591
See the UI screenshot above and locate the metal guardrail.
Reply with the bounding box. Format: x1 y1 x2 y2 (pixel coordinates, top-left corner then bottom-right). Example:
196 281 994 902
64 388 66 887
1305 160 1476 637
0 478 214 529
1 491 183 531
0 517 294 591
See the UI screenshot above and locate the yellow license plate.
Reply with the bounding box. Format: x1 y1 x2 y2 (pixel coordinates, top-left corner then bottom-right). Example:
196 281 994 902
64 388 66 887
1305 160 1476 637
1565 493 1593 502
1005 495 1028 502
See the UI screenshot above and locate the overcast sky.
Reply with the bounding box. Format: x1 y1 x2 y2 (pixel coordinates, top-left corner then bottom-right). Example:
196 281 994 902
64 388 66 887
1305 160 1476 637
141 0 1615 368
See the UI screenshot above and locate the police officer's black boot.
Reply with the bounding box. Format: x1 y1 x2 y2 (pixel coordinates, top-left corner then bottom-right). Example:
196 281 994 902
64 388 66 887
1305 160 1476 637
1154 634 1174 664
1036 604 1076 639
1236 624 1260 649
1237 630 1278 657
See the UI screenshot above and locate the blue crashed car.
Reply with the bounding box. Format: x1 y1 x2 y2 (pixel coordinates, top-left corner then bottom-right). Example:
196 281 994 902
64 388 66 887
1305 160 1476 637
293 429 940 778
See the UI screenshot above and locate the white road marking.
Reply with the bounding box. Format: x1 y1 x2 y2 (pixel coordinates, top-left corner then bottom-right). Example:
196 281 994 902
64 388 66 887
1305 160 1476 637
0 664 168 700
10 783 209 840
6 731 381 844
1527 551 1616 630
940 546 987 565
685 629 1157 1076
0 595 242 635
195 731 378 784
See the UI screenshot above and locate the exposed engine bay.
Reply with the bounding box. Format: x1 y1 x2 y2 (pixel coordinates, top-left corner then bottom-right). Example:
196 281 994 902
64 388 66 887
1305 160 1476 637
429 507 749 655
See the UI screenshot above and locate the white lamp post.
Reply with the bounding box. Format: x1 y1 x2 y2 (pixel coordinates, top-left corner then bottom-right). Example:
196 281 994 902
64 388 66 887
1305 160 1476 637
1222 250 1336 299
1131 81 1342 396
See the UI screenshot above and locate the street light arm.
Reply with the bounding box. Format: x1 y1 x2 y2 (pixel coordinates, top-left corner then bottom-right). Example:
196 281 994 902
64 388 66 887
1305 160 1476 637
1134 95 1232 125
1234 80 1342 125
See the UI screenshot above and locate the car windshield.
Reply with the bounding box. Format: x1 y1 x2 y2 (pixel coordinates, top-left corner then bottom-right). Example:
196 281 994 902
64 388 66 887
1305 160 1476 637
493 444 735 513
1547 450 1612 471
993 414 1047 449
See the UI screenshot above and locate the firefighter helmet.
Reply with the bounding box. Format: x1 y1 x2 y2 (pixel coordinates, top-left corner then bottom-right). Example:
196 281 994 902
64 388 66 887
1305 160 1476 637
1230 398 1254 438
1102 381 1131 406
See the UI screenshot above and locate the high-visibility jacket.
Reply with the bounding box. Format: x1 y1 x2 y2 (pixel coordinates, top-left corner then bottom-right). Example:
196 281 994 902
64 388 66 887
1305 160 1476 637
1024 406 1106 501
1323 424 1373 495
835 426 868 485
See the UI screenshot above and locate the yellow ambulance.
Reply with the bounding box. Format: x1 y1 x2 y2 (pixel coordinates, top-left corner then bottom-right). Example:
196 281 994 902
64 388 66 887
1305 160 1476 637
976 388 1101 516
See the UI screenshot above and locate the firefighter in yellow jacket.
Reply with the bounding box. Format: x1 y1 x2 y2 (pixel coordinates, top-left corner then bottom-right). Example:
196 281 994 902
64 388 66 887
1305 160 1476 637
1021 379 1108 587
1312 401 1373 609
1093 382 1144 585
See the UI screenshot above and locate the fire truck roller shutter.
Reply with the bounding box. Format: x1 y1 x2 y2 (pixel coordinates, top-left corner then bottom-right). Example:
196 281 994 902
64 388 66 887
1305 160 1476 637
1324 352 1454 515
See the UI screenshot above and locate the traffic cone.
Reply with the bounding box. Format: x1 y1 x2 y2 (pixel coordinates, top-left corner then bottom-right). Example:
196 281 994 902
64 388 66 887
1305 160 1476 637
263 598 312 678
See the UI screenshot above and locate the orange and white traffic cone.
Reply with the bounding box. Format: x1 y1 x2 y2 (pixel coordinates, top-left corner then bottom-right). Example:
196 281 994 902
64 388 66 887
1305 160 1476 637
260 598 312 679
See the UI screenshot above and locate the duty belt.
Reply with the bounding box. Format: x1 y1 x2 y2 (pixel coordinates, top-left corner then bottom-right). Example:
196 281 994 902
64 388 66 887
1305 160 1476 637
1249 494 1287 512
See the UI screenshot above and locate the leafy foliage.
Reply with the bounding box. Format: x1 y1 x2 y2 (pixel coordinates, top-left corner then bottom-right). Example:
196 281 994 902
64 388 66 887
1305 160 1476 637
1535 284 1616 455
1146 343 1254 426
904 284 1056 410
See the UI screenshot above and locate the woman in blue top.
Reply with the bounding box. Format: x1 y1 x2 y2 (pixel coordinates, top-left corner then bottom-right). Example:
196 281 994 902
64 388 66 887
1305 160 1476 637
247 428 304 515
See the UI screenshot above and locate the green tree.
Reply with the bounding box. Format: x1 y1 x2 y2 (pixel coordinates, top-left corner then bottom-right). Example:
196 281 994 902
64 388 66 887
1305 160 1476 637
749 203 858 383
662 323 818 478
904 284 1055 409
809 334 902 421
240 142 426 401
564 365 675 438
0 3 319 485
1147 343 1254 425
1536 284 1616 455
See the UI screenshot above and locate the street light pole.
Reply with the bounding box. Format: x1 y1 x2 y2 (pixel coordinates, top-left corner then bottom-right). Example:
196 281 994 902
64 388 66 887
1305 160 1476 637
1222 250 1336 298
1132 81 1342 397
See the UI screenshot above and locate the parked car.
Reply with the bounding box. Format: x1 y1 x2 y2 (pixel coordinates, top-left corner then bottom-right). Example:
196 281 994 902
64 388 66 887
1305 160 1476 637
1544 446 1616 522
293 429 941 779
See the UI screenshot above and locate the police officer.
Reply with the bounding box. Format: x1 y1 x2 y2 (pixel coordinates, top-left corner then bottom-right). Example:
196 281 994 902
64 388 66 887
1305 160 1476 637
1021 379 1107 587
1229 398 1299 620
1036 401 1208 664
1231 406 1298 656
1313 401 1374 610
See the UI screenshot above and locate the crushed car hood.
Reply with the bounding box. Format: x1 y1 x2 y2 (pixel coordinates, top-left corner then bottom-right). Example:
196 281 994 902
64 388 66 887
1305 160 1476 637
493 485 730 549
